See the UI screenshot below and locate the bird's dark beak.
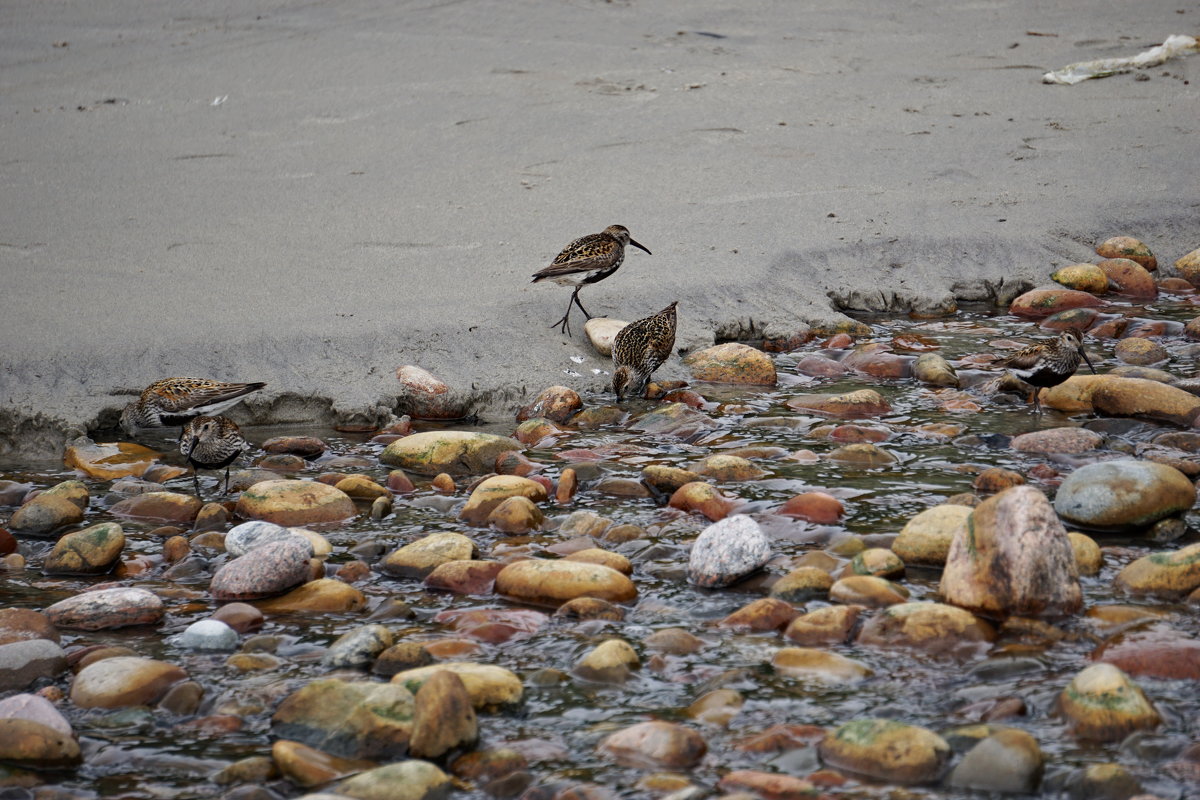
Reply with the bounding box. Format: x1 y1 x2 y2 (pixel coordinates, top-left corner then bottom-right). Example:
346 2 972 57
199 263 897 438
629 238 651 256
1079 347 1096 374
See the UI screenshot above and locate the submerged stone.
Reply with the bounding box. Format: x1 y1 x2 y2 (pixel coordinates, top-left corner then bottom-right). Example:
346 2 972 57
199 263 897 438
818 718 950 785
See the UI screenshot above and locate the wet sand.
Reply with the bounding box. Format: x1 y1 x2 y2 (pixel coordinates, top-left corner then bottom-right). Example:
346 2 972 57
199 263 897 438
1 0 1197 455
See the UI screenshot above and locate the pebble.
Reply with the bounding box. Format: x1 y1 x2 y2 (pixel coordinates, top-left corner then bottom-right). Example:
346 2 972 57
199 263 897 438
44 587 165 630
0 639 68 691
599 720 707 770
668 481 736 521
379 430 521 475
335 760 451 800
1097 235 1156 270
1115 542 1200 597
177 619 239 651
949 728 1043 793
769 566 834 602
1054 460 1195 531
772 647 872 684
381 532 476 578
1059 663 1161 741
272 678 415 760
857 602 994 659
271 740 376 789
459 475 547 525
109 491 203 523
719 597 798 631
255 578 367 614
8 484 87 537
516 385 582 424
322 624 393 669
893 503 971 566
234 479 356 527
829 575 909 607
1051 263 1109 293
584 317 629 356
1098 257 1156 297
424 559 505 594
391 662 523 709
261 435 327 458
686 515 770 588
818 718 950 784
631 402 718 441
785 605 863 646
43 521 125 574
786 388 892 418
63 438 160 480
210 535 313 601
495 558 636 607
225 520 303 556
1011 426 1104 454
1090 376 1200 426
1009 288 1101 318
70 656 187 708
575 639 640 683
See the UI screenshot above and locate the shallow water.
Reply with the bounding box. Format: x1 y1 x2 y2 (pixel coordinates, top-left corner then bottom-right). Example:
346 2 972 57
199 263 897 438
2 295 1200 799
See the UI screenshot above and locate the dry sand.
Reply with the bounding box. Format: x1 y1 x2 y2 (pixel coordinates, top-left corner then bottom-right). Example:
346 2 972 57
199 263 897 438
1 0 1197 455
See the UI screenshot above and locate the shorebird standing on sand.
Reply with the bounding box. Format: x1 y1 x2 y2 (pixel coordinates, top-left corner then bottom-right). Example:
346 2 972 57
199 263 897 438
531 224 652 336
612 301 678 401
996 328 1095 414
120 378 266 436
179 415 249 496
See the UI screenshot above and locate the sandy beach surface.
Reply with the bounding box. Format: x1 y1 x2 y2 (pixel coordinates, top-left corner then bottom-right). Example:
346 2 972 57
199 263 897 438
1 0 1197 456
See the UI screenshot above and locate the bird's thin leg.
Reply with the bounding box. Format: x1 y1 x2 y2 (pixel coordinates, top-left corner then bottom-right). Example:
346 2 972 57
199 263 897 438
549 295 573 335
571 287 594 320
1032 388 1043 415
191 471 203 499
223 467 232 495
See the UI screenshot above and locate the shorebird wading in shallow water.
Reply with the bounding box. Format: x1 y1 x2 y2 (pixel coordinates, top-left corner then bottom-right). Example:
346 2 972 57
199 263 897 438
120 378 266 436
612 301 678 401
179 415 249 496
531 224 651 336
996 328 1095 414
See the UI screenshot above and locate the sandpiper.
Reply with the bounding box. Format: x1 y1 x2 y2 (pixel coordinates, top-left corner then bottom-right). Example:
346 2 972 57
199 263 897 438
612 301 678 401
120 378 266 436
996 328 1095 414
531 224 651 335
179 415 249 496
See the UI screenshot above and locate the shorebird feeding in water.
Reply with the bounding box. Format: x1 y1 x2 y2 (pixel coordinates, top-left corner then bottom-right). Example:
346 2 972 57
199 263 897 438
531 224 651 336
179 415 249 496
612 301 678 401
996 328 1095 414
120 378 266 436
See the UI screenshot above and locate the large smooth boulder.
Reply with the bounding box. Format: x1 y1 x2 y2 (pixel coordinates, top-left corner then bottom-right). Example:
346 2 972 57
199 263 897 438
1054 461 1195 531
819 719 950 784
1058 663 1161 741
683 343 776 385
211 534 313 601
70 656 187 708
43 522 125 575
1091 377 1200 426
379 431 521 476
271 679 415 760
390 662 523 709
235 480 357 526
381 532 476 578
44 587 164 630
495 559 636 607
941 486 1081 617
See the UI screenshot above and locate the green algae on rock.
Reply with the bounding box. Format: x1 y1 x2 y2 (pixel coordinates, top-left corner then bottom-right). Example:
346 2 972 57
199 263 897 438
818 718 950 784
379 431 521 476
1058 663 1161 741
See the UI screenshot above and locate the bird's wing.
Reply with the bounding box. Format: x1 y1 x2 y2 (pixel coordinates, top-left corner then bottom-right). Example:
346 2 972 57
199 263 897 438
995 344 1044 371
531 234 617 281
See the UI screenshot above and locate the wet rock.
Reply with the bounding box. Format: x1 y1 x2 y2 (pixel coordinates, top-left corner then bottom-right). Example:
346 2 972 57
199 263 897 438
381 532 476 578
848 548 904 578
796 353 847 377
211 535 312 600
829 575 909 607
1097 236 1156 270
211 602 264 634
257 453 305 471
572 405 628 428
643 628 704 655
386 470 416 493
70 656 187 708
9 481 88 537
336 760 451 800
1093 628 1200 680
564 548 631 575
718 771 817 799
558 510 613 538
631 403 718 441
395 364 469 420
335 475 390 501
1069 532 1104 576
514 417 563 446
1113 364 1175 382
256 578 367 614
1051 263 1109 294
1067 763 1143 800
556 596 625 621
942 485 1082 616
271 679 415 760
827 442 897 467
841 343 909 378
64 438 160 480
719 598 798 631
43 522 124 575
858 602 995 659
668 481 736 521
1058 663 1161 741
379 431 521 476
599 720 707 770
110 491 204 524
949 728 1043 793
1012 427 1104 454
0 608 59 646
485 496 543 533
235 480 356 526
1098 258 1156 297
784 605 863 646
0 640 67 691
431 473 455 493
972 466 1024 493
372 643 434 676
1054 460 1195 531
1091 376 1200 426
584 317 628 357
687 688 744 726
773 647 872 684
683 343 777 385
1114 337 1167 365
0 693 73 739
45 587 165 630
1041 374 1109 413
641 465 702 494
495 558 636 607
687 515 770 588
272 740 377 789
409 670 478 759
391 662 523 709
912 352 959 387
517 386 583 425
423 560 505 595
262 436 327 458
460 475 547 525
692 454 762 482
786 388 892 419
496 450 542 477
818 718 950 785
225 520 303 556
1009 288 1101 319
575 639 639 683
779 491 844 523
893 504 971 567
1115 542 1200 598
554 467 577 503
323 625 393 669
0 716 81 768
1176 246 1200 286
770 567 835 602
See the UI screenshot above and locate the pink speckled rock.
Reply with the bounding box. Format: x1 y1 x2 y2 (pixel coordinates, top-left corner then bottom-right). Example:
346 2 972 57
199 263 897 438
211 535 312 601
687 515 771 588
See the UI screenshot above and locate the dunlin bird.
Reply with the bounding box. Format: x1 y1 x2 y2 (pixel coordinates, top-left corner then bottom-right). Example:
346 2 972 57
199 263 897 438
531 224 651 335
120 378 266 436
996 328 1095 414
179 415 249 495
612 301 678 401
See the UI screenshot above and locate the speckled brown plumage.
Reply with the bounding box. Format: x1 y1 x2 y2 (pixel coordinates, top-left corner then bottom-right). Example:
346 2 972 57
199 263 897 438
996 328 1095 413
179 415 249 495
612 301 678 401
120 378 266 435
531 224 651 335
